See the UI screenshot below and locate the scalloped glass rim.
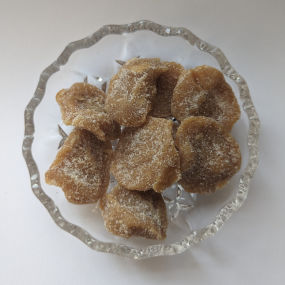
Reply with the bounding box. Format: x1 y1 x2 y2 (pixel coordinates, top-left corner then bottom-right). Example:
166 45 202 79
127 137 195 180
22 20 260 259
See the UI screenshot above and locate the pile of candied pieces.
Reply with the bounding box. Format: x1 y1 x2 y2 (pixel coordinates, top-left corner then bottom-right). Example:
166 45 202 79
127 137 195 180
45 58 241 241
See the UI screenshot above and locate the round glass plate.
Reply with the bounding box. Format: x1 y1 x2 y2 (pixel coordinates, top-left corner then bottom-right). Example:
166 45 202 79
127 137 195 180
22 20 259 259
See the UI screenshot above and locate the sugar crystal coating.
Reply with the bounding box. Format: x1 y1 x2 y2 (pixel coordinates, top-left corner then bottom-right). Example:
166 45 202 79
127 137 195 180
111 116 181 193
149 61 185 117
45 128 112 204
99 185 168 240
171 69 206 120
192 65 224 91
197 79 241 133
56 83 120 141
72 110 120 141
172 65 240 132
105 58 168 127
175 117 241 194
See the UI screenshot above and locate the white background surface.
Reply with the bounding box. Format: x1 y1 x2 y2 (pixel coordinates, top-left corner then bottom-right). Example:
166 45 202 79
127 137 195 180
0 0 284 284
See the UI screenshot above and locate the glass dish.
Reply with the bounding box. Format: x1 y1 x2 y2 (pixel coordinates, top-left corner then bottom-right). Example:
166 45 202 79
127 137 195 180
22 20 260 259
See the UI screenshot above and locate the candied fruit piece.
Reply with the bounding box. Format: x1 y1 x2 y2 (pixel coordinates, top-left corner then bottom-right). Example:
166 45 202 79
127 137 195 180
149 61 185 117
56 82 120 141
111 116 181 193
171 69 206 119
105 58 168 127
175 116 241 194
172 65 240 132
72 110 121 141
99 185 168 240
192 65 224 91
45 128 112 204
197 79 241 133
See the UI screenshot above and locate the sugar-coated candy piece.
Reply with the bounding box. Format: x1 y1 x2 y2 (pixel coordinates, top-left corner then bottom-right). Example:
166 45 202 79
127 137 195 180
191 65 224 91
99 185 168 240
56 83 120 141
105 58 168 127
111 116 181 193
172 65 240 132
149 61 185 118
171 69 206 120
45 128 112 204
175 117 241 194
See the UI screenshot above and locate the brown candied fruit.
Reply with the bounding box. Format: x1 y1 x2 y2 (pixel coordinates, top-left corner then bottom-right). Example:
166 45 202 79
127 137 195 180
171 69 206 120
149 61 185 117
45 128 112 204
192 65 224 91
172 65 240 132
104 58 168 127
56 83 120 141
175 116 241 194
111 116 181 193
99 185 168 240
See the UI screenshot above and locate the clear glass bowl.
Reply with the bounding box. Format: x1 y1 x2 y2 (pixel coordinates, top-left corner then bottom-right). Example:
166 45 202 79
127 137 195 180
22 20 260 259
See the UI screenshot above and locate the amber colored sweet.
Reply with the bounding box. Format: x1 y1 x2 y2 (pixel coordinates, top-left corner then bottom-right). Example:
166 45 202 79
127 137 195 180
45 128 112 204
175 117 241 194
56 83 120 141
172 65 240 132
149 61 185 117
192 65 224 91
171 69 206 119
111 116 181 193
105 58 168 127
99 185 168 240
197 79 241 133
72 110 120 141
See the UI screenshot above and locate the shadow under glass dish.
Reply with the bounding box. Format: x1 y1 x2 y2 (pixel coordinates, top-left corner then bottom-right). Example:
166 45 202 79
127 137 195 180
23 21 259 259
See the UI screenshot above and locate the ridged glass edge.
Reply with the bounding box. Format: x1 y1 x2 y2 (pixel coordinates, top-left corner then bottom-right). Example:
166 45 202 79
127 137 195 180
22 20 260 259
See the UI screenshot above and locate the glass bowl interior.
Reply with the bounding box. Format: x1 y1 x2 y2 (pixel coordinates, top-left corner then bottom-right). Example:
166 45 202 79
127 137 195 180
24 21 259 259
